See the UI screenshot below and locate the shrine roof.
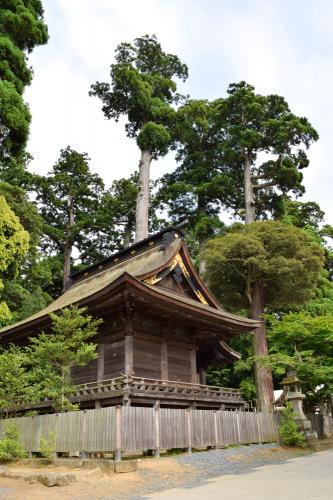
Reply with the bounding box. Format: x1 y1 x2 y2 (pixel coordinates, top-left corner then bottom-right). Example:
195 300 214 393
0 227 260 339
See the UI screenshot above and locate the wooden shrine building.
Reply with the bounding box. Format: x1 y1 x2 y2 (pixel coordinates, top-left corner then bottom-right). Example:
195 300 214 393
0 227 260 410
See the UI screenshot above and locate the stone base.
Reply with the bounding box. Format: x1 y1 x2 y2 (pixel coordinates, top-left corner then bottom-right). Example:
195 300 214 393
0 468 76 487
114 460 138 473
308 439 333 452
83 458 138 473
295 418 312 432
82 459 115 473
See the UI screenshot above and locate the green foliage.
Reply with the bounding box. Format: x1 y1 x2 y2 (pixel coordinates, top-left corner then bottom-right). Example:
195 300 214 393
157 82 319 247
91 34 188 239
91 172 163 257
27 306 102 412
0 345 38 418
90 34 187 154
0 194 30 275
281 200 325 231
0 0 48 159
0 79 30 159
35 146 105 285
0 423 27 461
278 404 306 448
2 280 51 323
205 334 257 402
90 34 187 160
0 1 48 53
203 220 324 312
39 431 56 462
0 194 29 325
0 181 42 250
213 81 318 219
156 99 226 248
267 311 333 403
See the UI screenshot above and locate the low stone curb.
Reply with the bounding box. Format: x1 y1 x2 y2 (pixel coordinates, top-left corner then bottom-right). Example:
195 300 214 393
0 468 76 487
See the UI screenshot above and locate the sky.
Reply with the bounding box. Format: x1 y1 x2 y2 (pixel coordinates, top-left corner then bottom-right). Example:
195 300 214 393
25 0 333 223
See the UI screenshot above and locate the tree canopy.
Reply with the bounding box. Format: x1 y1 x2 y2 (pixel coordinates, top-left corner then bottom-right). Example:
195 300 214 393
0 194 29 325
35 147 105 289
203 221 325 312
157 82 319 242
203 220 325 409
27 306 101 412
90 34 188 241
0 0 48 160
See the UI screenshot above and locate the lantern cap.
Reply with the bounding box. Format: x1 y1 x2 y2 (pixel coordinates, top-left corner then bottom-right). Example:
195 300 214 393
281 370 302 386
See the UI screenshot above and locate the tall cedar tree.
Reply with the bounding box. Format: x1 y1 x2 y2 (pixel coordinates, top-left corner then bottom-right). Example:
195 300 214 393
203 221 324 410
214 82 318 409
0 0 48 160
213 82 319 222
157 84 318 408
35 147 104 290
90 34 188 242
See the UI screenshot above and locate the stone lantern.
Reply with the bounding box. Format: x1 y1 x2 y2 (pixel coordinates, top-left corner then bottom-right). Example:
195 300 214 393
281 371 314 437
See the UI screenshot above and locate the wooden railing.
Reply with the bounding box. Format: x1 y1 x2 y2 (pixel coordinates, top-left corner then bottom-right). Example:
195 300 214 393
74 376 243 403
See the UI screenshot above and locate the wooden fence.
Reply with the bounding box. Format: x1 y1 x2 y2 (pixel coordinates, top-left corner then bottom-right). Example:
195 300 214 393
307 413 333 439
0 407 279 460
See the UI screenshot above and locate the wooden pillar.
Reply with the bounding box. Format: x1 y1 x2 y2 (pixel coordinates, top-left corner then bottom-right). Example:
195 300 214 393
190 349 198 384
97 343 105 381
199 367 207 385
161 342 168 380
124 333 134 376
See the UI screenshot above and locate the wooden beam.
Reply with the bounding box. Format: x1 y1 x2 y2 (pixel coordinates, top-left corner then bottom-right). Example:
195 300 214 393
124 334 134 376
97 343 105 381
190 349 198 384
161 342 168 380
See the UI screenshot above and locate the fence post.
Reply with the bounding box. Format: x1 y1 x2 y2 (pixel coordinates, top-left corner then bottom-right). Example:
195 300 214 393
80 409 88 459
213 410 218 450
236 411 241 444
186 408 192 453
114 405 122 462
154 406 160 458
256 412 262 443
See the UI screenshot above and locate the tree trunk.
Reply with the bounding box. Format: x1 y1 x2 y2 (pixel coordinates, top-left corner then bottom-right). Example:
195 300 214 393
63 196 74 291
242 151 274 411
135 149 153 242
123 222 132 249
197 193 207 275
244 154 255 224
250 282 274 411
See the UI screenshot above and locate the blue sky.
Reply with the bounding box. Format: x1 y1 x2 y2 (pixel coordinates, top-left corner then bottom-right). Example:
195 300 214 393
25 0 333 223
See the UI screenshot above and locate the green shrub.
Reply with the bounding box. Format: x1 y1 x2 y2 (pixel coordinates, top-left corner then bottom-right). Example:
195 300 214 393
278 403 306 448
0 423 27 461
39 431 56 462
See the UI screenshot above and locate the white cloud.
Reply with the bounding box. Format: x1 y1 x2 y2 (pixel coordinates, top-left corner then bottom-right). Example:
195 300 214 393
25 0 333 224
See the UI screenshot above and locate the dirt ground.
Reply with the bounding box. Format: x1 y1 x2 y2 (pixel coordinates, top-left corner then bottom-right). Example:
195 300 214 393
0 446 311 500
0 457 191 500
